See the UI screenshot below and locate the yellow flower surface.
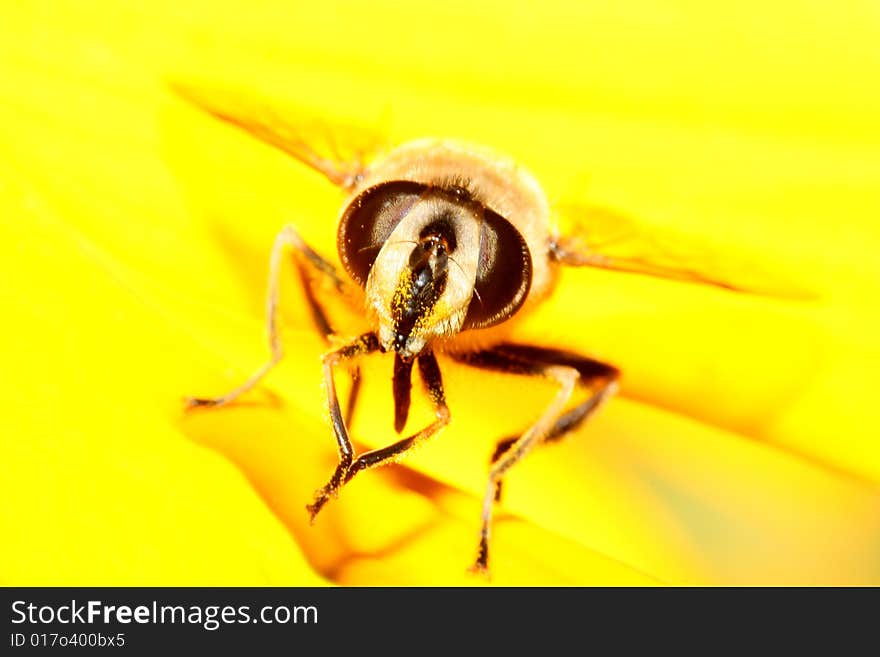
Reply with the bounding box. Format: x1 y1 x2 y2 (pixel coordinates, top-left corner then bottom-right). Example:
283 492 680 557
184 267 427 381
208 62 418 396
1 0 879 585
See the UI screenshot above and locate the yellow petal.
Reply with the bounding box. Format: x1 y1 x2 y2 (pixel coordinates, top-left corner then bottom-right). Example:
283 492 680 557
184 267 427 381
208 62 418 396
0 175 324 585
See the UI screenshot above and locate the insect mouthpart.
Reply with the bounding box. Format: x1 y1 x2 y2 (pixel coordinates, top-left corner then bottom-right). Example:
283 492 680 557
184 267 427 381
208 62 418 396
389 232 451 358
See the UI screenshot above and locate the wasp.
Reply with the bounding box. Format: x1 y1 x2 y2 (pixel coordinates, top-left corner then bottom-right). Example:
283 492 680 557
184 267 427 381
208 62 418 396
175 82 808 574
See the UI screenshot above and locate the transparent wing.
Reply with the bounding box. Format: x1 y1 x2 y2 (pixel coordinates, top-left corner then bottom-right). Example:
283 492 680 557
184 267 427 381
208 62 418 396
553 204 816 300
169 79 386 189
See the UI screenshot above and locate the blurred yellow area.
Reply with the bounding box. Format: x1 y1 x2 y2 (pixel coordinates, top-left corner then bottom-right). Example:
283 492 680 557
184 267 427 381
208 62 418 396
1 0 879 585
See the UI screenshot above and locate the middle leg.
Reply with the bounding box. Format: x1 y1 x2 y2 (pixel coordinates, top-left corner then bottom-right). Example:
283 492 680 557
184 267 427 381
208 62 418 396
487 345 620 503
186 224 362 422
452 344 619 573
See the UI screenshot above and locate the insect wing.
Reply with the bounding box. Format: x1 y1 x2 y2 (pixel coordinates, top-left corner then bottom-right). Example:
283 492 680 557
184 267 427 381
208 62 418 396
170 80 385 189
554 204 815 300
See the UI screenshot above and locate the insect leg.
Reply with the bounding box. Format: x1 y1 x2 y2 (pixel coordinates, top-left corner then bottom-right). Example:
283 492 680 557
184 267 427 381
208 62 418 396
452 345 618 574
185 225 361 418
488 437 517 502
393 353 414 434
306 332 381 520
488 347 619 503
292 237 363 426
307 350 450 520
494 344 620 444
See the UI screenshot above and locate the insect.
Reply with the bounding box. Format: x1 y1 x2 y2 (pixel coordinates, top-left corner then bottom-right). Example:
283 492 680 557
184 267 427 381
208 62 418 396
175 82 808 574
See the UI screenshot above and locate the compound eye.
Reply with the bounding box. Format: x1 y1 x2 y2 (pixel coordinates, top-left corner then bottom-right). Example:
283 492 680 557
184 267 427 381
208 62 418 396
462 210 532 330
337 181 426 285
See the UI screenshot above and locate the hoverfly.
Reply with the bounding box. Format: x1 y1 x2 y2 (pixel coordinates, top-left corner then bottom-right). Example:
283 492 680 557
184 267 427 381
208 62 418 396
175 82 809 574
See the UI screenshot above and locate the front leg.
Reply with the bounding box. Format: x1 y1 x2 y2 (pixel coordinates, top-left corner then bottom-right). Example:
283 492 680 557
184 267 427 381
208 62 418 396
307 350 450 520
306 332 381 520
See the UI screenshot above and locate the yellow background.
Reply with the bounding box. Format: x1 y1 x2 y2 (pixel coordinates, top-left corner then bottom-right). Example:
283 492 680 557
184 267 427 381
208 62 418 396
1 0 879 585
